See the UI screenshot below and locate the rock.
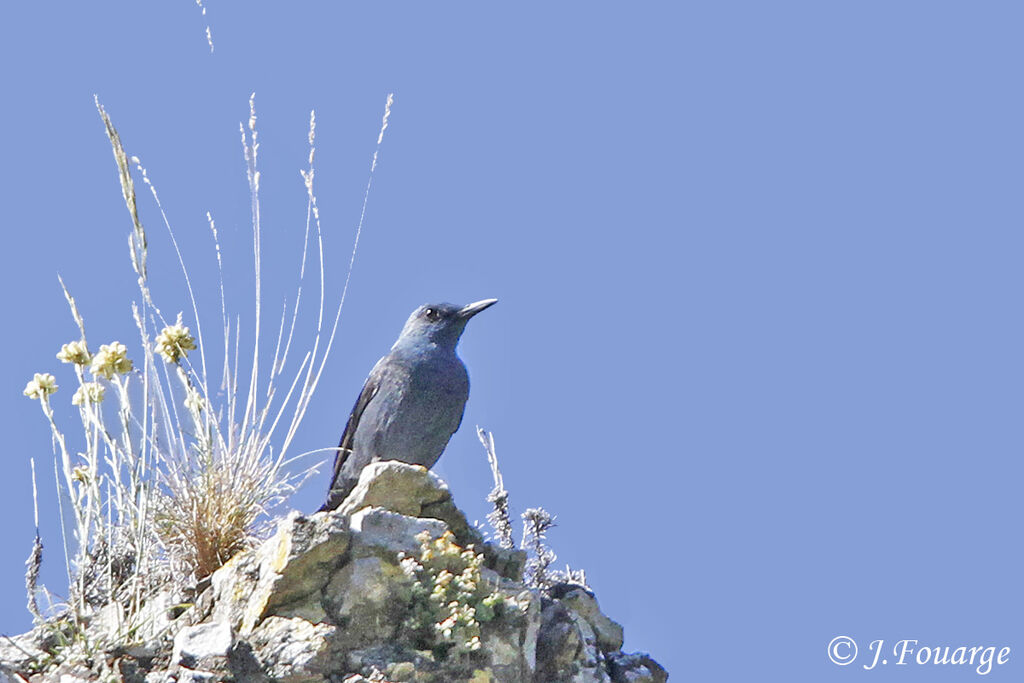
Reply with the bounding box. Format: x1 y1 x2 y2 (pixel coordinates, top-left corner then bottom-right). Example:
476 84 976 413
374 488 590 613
172 620 234 671
174 669 220 683
536 600 612 683
567 617 612 683
337 461 451 517
58 675 91 683
477 589 541 681
419 497 484 549
109 656 147 683
322 556 412 649
480 545 527 582
263 510 352 606
0 628 48 672
520 590 542 674
90 590 181 662
556 587 624 653
249 616 342 682
344 645 440 681
211 509 350 634
209 547 262 632
4 464 666 683
336 461 486 552
134 590 179 641
388 660 416 681
350 506 449 556
537 601 583 680
607 652 669 683
271 595 328 626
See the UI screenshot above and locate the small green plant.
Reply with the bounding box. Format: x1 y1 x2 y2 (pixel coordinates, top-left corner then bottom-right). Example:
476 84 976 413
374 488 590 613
399 530 513 660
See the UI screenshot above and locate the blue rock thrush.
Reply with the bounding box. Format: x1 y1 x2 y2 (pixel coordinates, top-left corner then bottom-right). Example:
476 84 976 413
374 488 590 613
321 299 497 511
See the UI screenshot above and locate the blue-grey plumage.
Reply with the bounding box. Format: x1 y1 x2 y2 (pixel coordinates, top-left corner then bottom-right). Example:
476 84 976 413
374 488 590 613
321 299 497 511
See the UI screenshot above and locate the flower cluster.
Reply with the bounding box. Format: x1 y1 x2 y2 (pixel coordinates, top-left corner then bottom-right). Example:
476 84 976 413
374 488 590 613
399 530 514 659
23 373 58 400
56 340 91 366
154 316 197 364
90 342 133 379
72 382 105 406
27 340 131 408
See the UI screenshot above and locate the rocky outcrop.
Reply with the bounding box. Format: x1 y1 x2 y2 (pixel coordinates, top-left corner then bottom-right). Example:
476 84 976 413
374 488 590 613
3 461 667 683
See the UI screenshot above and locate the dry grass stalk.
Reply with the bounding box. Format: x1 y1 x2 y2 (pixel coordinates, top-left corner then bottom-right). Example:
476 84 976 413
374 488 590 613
22 94 396 650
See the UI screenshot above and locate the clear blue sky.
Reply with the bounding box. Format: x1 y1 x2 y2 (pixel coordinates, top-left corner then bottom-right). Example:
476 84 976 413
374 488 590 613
2 3 1023 681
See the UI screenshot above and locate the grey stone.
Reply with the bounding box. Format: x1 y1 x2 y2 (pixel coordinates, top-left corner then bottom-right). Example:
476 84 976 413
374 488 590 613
519 590 542 674
471 588 541 682
131 589 180 643
172 620 234 671
607 652 669 683
558 588 624 653
537 601 583 680
271 596 328 625
119 639 163 660
322 557 411 648
108 654 150 683
350 506 448 555
249 616 341 682
387 660 416 681
263 510 352 609
480 545 527 582
344 645 439 681
536 600 612 683
209 545 262 632
211 509 350 634
174 669 220 683
420 496 485 549
0 628 47 672
565 615 611 683
336 461 451 517
58 675 92 683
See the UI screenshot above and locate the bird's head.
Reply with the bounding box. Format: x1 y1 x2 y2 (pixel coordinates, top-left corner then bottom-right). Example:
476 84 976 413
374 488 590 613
396 299 497 350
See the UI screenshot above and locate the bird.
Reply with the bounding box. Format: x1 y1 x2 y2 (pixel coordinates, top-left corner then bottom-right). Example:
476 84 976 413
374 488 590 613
321 299 497 511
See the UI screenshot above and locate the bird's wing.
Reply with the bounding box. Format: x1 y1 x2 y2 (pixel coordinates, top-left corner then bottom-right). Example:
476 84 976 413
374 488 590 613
326 362 385 499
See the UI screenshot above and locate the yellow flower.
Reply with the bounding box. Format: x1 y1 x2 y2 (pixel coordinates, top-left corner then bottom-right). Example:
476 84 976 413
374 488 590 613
23 373 58 400
155 315 197 363
90 342 133 379
56 340 91 366
72 382 105 406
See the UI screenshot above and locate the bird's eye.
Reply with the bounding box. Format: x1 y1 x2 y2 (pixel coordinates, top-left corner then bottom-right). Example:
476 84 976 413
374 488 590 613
424 307 440 321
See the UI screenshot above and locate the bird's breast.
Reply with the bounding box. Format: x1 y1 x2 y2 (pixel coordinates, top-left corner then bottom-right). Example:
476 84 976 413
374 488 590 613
358 350 469 468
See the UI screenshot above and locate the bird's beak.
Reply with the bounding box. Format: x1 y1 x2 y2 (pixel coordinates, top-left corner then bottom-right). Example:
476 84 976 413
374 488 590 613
458 298 498 319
